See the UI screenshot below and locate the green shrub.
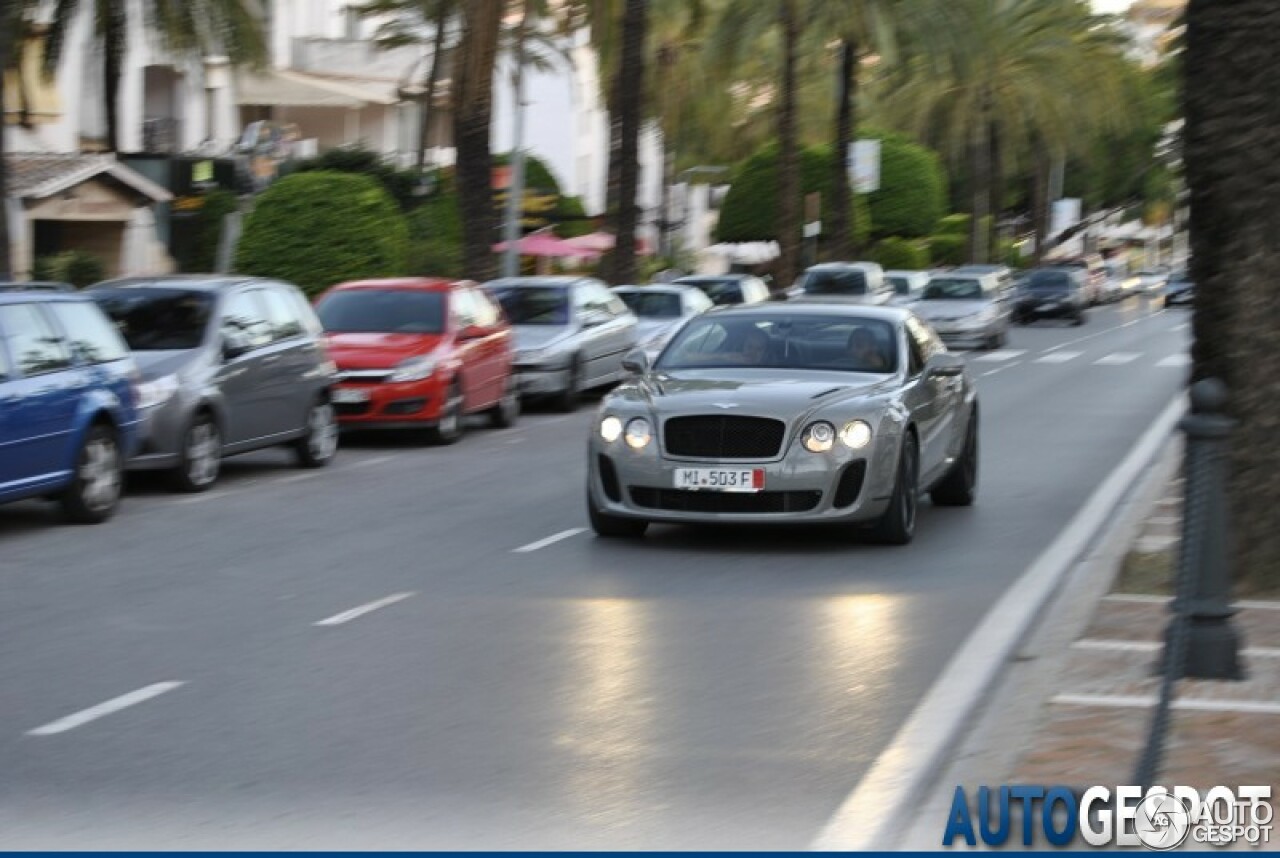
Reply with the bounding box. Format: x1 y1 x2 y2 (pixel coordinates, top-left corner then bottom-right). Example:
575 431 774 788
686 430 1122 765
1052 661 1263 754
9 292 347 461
181 189 239 272
935 213 971 236
1001 238 1027 270
928 234 968 267
864 131 947 239
293 146 426 211
715 142 872 249
556 195 593 238
32 250 107 288
406 181 464 279
494 152 564 195
868 237 929 271
235 171 409 296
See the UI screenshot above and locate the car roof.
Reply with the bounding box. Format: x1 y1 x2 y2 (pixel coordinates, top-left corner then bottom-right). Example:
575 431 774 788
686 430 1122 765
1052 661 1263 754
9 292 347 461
804 261 880 271
484 276 594 288
0 289 93 304
884 270 928 278
89 275 271 293
327 277 463 293
953 264 1009 273
613 284 701 295
673 274 754 283
706 302 910 323
0 280 75 293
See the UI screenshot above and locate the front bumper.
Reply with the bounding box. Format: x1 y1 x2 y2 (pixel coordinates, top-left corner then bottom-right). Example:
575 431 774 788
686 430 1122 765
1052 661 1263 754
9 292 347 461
929 319 1002 348
331 377 443 425
587 440 899 526
125 399 189 470
516 364 572 396
1015 299 1079 319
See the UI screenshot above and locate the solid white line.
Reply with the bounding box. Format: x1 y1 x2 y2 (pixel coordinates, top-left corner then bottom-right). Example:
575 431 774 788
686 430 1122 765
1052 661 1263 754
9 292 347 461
1035 350 1082 364
1053 693 1280 716
512 527 587 553
811 391 1186 852
1071 639 1280 658
973 349 1026 362
348 456 392 468
26 682 185 736
1157 354 1191 368
1103 593 1280 611
314 592 416 627
1095 352 1142 365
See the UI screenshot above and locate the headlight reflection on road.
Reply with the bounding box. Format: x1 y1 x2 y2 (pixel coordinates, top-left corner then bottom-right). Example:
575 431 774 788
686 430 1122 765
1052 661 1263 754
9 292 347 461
555 597 655 832
814 594 906 713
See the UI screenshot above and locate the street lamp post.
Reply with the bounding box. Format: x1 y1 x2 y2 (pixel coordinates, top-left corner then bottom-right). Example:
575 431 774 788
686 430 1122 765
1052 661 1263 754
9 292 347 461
501 2 531 279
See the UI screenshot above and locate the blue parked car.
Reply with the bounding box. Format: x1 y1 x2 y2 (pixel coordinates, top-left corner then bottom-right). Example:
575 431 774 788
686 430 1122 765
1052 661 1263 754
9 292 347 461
0 288 142 523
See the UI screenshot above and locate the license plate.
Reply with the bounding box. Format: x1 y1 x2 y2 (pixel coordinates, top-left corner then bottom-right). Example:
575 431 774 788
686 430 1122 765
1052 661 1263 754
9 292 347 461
673 467 764 492
332 387 370 404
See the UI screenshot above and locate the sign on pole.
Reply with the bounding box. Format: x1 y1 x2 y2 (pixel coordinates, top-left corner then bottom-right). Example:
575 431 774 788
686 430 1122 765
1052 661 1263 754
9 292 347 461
848 139 881 193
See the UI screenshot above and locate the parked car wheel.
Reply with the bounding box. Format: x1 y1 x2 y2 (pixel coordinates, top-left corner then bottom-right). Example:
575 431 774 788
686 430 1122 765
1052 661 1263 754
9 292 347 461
489 373 521 429
588 494 649 539
427 382 465 445
552 356 583 413
870 433 918 545
170 412 221 493
1072 310 1086 327
61 423 123 524
931 409 978 507
295 398 338 467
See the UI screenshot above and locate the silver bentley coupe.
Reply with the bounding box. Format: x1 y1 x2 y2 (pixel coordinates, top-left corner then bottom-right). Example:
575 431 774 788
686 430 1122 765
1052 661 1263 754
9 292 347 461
585 304 978 544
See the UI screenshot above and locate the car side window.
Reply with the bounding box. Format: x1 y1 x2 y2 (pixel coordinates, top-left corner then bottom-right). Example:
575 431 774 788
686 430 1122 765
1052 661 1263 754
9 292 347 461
469 288 500 328
450 288 478 329
0 303 74 376
284 286 324 336
579 282 614 318
48 301 130 364
259 286 306 341
220 289 273 351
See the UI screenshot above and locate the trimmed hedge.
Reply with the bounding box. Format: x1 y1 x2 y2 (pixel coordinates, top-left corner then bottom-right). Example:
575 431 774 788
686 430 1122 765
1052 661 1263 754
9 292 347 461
235 172 409 296
406 178 464 279
869 237 929 271
935 213 971 236
180 189 239 272
292 146 426 212
864 131 947 239
33 250 106 288
927 234 968 267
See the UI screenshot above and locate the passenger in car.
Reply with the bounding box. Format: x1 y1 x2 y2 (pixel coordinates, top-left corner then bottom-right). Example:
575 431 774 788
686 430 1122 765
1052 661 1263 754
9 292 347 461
846 328 892 372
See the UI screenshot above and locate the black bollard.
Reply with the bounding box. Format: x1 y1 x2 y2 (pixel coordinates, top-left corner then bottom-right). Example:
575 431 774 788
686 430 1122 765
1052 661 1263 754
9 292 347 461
1166 378 1245 680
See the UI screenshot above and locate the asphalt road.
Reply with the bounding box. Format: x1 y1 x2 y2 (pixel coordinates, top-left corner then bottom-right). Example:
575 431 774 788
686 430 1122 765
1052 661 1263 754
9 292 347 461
0 297 1190 849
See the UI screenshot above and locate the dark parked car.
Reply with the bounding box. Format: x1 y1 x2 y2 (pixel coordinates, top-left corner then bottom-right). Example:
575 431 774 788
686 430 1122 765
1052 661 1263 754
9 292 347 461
89 276 339 492
671 274 773 307
1163 271 1194 308
1013 268 1089 326
0 290 142 522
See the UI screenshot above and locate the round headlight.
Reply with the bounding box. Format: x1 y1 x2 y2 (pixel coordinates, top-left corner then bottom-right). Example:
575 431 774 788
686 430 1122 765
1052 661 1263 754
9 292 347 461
840 420 873 449
802 421 836 453
600 415 623 443
624 417 652 449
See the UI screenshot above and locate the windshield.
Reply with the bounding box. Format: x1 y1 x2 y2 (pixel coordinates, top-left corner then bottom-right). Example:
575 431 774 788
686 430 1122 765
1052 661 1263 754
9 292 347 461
798 269 867 295
922 278 984 301
616 291 682 318
1026 270 1076 291
317 290 445 334
90 289 215 350
887 276 913 295
656 314 898 374
679 279 743 306
489 286 571 325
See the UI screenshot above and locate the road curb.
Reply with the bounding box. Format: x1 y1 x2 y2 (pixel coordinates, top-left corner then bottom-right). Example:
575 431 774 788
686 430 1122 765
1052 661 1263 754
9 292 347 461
811 392 1187 852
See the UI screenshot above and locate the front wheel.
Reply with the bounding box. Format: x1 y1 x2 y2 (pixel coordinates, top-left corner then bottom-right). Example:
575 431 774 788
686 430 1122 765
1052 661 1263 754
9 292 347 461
1072 311 1086 327
552 358 582 413
588 494 648 538
61 424 123 524
170 413 221 492
427 382 466 445
489 373 520 429
294 399 338 467
931 409 978 507
870 434 918 545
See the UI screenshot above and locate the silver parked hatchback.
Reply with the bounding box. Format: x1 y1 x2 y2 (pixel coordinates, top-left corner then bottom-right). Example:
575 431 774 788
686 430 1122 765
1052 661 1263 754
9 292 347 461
89 276 339 492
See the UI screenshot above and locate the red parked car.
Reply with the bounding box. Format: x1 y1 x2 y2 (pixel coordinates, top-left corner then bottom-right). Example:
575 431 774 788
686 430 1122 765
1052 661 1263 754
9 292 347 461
314 278 519 444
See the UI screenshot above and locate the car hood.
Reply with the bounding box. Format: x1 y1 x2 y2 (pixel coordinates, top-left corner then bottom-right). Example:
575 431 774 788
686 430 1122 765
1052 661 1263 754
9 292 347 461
615 370 895 416
635 318 681 342
325 332 444 369
132 349 201 380
914 299 990 320
514 326 574 353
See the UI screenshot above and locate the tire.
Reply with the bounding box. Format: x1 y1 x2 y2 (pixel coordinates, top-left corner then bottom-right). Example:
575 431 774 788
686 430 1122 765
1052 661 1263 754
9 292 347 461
169 412 221 493
870 433 919 545
931 408 978 507
60 423 123 524
588 493 649 538
551 357 582 413
1072 310 1086 327
489 373 520 429
427 382 465 445
294 398 339 467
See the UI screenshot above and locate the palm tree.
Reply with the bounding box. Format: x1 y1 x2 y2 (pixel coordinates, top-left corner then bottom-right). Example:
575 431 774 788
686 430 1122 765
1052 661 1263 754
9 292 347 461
601 0 647 284
451 0 503 280
42 0 267 153
1182 0 1280 591
0 1 17 278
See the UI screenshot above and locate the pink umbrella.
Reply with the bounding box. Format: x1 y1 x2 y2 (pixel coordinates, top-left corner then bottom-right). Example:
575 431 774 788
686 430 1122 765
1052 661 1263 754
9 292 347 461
564 231 654 255
493 233 600 258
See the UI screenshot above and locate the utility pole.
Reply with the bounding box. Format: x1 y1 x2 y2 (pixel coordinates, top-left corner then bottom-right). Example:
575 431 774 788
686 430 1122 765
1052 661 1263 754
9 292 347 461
501 0 530 279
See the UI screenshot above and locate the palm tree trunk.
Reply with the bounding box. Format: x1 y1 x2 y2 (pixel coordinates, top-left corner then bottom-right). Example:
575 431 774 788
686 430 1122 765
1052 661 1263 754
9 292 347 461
418 3 451 170
987 119 1003 263
776 0 801 286
968 136 989 264
103 0 127 152
828 37 857 261
1183 0 1280 591
0 15 11 278
452 0 502 281
1031 140 1049 265
604 0 646 285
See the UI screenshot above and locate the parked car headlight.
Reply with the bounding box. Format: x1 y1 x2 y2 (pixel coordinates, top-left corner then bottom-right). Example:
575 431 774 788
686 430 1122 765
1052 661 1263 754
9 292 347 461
839 419 873 449
624 417 652 449
600 415 623 443
801 420 836 453
388 355 436 383
136 374 179 410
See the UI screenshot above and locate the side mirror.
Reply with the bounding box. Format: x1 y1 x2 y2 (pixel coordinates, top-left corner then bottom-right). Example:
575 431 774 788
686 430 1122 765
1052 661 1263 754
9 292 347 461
927 353 965 378
222 331 251 361
457 324 484 340
621 349 650 375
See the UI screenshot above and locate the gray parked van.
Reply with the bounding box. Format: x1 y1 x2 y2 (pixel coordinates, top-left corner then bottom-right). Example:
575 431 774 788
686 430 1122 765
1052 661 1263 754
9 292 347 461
89 276 339 492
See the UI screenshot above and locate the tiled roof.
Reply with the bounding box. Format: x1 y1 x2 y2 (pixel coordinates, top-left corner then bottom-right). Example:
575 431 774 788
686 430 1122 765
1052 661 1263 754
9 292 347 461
5 153 172 202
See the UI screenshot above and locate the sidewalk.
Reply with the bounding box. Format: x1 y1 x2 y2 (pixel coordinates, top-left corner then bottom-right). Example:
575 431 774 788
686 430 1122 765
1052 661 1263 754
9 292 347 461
904 441 1280 850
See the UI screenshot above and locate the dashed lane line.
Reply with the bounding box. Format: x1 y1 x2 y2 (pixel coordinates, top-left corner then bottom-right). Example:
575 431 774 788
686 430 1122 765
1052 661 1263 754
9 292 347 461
26 682 186 736
314 592 417 627
1094 352 1142 365
512 528 588 553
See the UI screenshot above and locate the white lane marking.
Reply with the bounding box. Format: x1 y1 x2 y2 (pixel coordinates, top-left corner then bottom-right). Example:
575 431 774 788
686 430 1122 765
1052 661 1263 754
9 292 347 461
1157 354 1191 368
972 349 1025 362
1053 693 1280 716
26 682 185 736
1172 322 1189 332
980 361 1023 378
314 592 416 627
1041 311 1164 354
1035 351 1082 364
274 473 319 485
174 491 231 505
811 391 1185 852
1095 351 1142 365
512 527 587 553
1071 639 1280 658
348 456 392 468
1103 593 1280 611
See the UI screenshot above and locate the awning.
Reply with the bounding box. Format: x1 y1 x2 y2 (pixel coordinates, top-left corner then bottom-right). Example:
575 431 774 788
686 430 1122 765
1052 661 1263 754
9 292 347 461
235 69 399 109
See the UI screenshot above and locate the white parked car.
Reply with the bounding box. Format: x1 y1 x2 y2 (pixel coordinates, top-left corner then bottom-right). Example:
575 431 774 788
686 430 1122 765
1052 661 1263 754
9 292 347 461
612 284 714 359
885 270 930 307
